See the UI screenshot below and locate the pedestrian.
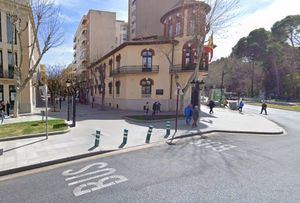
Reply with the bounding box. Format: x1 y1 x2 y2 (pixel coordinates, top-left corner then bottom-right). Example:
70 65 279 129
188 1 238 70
144 101 150 115
208 100 215 114
192 105 199 127
0 101 5 124
184 104 193 125
152 102 157 116
6 101 10 117
260 101 267 115
238 100 244 113
157 101 161 113
223 98 228 108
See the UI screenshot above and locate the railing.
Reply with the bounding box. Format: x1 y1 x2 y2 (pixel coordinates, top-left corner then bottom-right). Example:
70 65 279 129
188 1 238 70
170 64 208 73
110 65 159 77
0 70 14 79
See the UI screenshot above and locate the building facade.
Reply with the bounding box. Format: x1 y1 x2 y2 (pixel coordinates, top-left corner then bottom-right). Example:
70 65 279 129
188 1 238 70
116 20 128 46
128 0 179 40
0 0 40 113
89 0 213 111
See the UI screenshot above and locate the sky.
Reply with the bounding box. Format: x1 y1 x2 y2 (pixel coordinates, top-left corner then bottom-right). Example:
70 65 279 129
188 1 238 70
41 0 300 66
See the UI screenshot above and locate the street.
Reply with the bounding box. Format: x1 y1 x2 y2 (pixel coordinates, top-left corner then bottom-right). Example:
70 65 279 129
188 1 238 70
0 105 299 202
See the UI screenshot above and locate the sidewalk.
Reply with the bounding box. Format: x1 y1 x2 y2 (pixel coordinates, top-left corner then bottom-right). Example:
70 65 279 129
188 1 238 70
0 102 284 175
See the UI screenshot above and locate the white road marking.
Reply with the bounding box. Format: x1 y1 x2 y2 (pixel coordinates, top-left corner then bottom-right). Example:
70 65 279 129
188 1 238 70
62 162 128 197
190 139 237 152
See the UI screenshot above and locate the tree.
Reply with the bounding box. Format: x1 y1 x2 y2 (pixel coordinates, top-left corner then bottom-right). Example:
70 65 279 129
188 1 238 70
9 0 63 117
272 15 300 48
180 0 240 100
47 65 63 112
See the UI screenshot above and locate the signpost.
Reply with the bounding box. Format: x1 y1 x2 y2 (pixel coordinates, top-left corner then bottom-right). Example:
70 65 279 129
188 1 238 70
40 85 49 139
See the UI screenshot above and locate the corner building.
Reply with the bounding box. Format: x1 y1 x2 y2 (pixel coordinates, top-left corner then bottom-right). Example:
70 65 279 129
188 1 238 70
90 0 213 111
0 0 40 113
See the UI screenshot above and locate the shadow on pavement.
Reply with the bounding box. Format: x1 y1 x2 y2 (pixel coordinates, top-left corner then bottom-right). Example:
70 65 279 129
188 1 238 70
4 138 47 153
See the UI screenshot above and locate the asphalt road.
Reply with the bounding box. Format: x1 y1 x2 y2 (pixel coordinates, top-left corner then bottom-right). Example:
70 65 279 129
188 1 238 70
0 105 299 202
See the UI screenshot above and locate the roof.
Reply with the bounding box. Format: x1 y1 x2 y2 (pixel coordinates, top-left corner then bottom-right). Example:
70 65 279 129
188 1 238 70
89 39 178 69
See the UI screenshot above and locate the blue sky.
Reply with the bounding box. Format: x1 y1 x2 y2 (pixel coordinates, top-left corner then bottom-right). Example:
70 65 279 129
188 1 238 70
41 0 300 66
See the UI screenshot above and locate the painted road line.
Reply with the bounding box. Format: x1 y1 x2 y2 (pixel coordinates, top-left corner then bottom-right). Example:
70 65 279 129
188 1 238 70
190 139 237 152
62 162 128 197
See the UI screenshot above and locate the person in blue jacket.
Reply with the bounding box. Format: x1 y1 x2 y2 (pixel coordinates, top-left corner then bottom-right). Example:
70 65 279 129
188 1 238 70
184 104 193 125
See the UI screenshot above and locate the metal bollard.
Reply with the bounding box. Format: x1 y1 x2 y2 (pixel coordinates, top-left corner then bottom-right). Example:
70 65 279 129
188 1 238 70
94 130 101 147
146 125 153 143
166 121 171 137
122 129 128 144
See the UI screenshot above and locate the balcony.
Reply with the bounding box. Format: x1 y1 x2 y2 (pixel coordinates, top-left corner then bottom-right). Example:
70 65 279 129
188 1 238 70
110 65 159 77
0 70 14 80
170 64 208 73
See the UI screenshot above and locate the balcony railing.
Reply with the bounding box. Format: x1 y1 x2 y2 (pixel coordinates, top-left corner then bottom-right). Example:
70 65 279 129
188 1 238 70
0 70 14 79
110 65 159 77
170 64 208 73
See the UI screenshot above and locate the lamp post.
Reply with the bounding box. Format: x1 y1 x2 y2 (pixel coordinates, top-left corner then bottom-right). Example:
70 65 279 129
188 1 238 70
66 78 77 128
66 79 71 122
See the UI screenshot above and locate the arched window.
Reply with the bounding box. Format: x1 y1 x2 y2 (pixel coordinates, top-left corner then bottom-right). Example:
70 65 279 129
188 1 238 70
175 16 182 36
140 78 153 97
108 82 112 95
182 42 196 69
141 49 154 70
168 19 173 37
116 54 121 69
115 81 121 95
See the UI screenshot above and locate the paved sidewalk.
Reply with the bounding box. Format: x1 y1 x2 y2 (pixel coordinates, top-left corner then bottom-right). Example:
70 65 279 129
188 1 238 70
0 102 284 174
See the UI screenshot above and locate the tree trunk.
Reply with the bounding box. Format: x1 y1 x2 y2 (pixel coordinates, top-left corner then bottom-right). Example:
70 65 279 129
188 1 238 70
13 89 20 118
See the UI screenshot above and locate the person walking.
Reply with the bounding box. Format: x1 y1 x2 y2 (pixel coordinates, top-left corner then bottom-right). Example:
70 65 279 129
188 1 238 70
184 104 193 125
0 101 5 124
192 105 200 127
260 101 267 115
223 98 229 108
6 101 10 117
208 100 215 114
238 100 244 113
152 102 157 116
157 101 161 113
144 101 150 115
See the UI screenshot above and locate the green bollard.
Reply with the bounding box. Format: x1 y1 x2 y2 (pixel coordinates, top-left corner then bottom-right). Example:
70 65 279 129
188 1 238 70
146 125 153 143
122 129 128 144
166 121 171 137
95 130 100 147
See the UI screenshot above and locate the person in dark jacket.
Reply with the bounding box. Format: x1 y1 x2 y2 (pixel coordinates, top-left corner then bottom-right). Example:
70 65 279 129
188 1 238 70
0 101 5 124
260 101 267 115
208 100 215 114
152 102 157 115
192 106 199 127
6 101 10 117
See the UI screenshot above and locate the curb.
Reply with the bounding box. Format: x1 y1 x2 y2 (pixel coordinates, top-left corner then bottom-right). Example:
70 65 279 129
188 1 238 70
171 129 285 140
0 128 70 143
123 116 184 123
0 149 115 177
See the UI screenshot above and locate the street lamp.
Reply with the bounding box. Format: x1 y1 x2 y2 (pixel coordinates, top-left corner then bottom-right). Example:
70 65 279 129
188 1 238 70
67 78 77 128
66 79 71 122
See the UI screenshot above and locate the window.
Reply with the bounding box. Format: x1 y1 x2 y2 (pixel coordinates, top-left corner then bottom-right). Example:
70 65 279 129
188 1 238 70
109 59 113 76
8 52 17 79
6 14 17 44
140 78 153 97
0 85 3 101
115 81 120 95
182 42 197 69
108 82 112 94
168 21 173 37
0 51 3 78
189 16 195 35
116 54 121 69
175 17 181 36
141 49 154 70
0 14 2 42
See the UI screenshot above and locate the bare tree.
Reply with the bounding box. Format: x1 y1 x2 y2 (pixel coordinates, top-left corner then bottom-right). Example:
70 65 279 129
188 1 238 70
47 65 63 112
181 0 240 94
9 0 63 117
